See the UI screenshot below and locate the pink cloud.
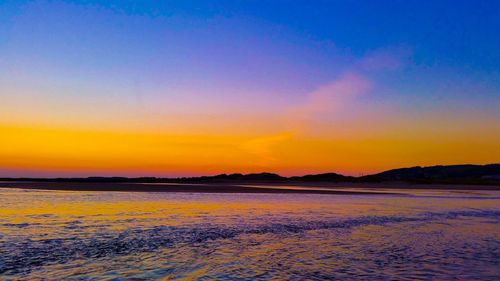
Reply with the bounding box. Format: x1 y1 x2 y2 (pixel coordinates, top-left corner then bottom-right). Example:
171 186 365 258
286 72 371 132
240 72 371 165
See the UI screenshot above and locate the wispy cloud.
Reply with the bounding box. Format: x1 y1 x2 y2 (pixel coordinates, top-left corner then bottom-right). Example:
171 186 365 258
241 72 371 166
240 49 410 167
285 72 371 133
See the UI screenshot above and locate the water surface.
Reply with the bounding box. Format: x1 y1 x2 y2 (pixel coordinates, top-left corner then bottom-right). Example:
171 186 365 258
0 188 499 280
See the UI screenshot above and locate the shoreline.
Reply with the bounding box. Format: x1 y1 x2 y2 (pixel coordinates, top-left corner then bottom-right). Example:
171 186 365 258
0 180 499 194
0 181 399 195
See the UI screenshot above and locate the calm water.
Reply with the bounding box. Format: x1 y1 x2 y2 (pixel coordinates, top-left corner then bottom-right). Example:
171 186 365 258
0 188 499 280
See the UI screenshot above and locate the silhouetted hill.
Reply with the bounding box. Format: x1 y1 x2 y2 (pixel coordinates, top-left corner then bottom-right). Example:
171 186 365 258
1 164 499 185
178 172 285 182
361 164 500 184
289 173 353 182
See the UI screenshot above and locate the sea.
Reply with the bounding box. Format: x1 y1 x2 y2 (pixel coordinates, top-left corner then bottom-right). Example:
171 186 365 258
0 187 499 280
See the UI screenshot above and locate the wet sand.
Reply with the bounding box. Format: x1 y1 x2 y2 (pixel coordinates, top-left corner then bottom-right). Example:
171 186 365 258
1 181 498 195
0 181 396 195
259 181 500 190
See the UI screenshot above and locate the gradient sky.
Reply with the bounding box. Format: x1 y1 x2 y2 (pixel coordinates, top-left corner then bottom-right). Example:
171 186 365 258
1 0 499 177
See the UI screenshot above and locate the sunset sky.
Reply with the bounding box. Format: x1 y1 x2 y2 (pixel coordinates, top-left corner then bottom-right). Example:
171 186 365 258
1 0 499 177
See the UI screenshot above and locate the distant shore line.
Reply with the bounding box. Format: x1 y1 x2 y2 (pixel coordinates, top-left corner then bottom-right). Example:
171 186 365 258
0 181 499 195
0 181 401 195
1 164 499 187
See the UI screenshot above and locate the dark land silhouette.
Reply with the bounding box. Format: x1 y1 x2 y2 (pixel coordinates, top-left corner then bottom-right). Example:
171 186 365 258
1 164 499 184
0 164 499 193
0 164 500 194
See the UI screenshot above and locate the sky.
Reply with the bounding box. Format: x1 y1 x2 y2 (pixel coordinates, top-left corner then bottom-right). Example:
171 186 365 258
1 0 499 177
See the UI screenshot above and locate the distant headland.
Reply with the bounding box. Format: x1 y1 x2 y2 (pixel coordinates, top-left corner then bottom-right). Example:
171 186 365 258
1 164 499 189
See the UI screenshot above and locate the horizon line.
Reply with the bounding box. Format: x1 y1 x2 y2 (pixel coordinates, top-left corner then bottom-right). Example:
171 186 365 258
1 163 498 180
